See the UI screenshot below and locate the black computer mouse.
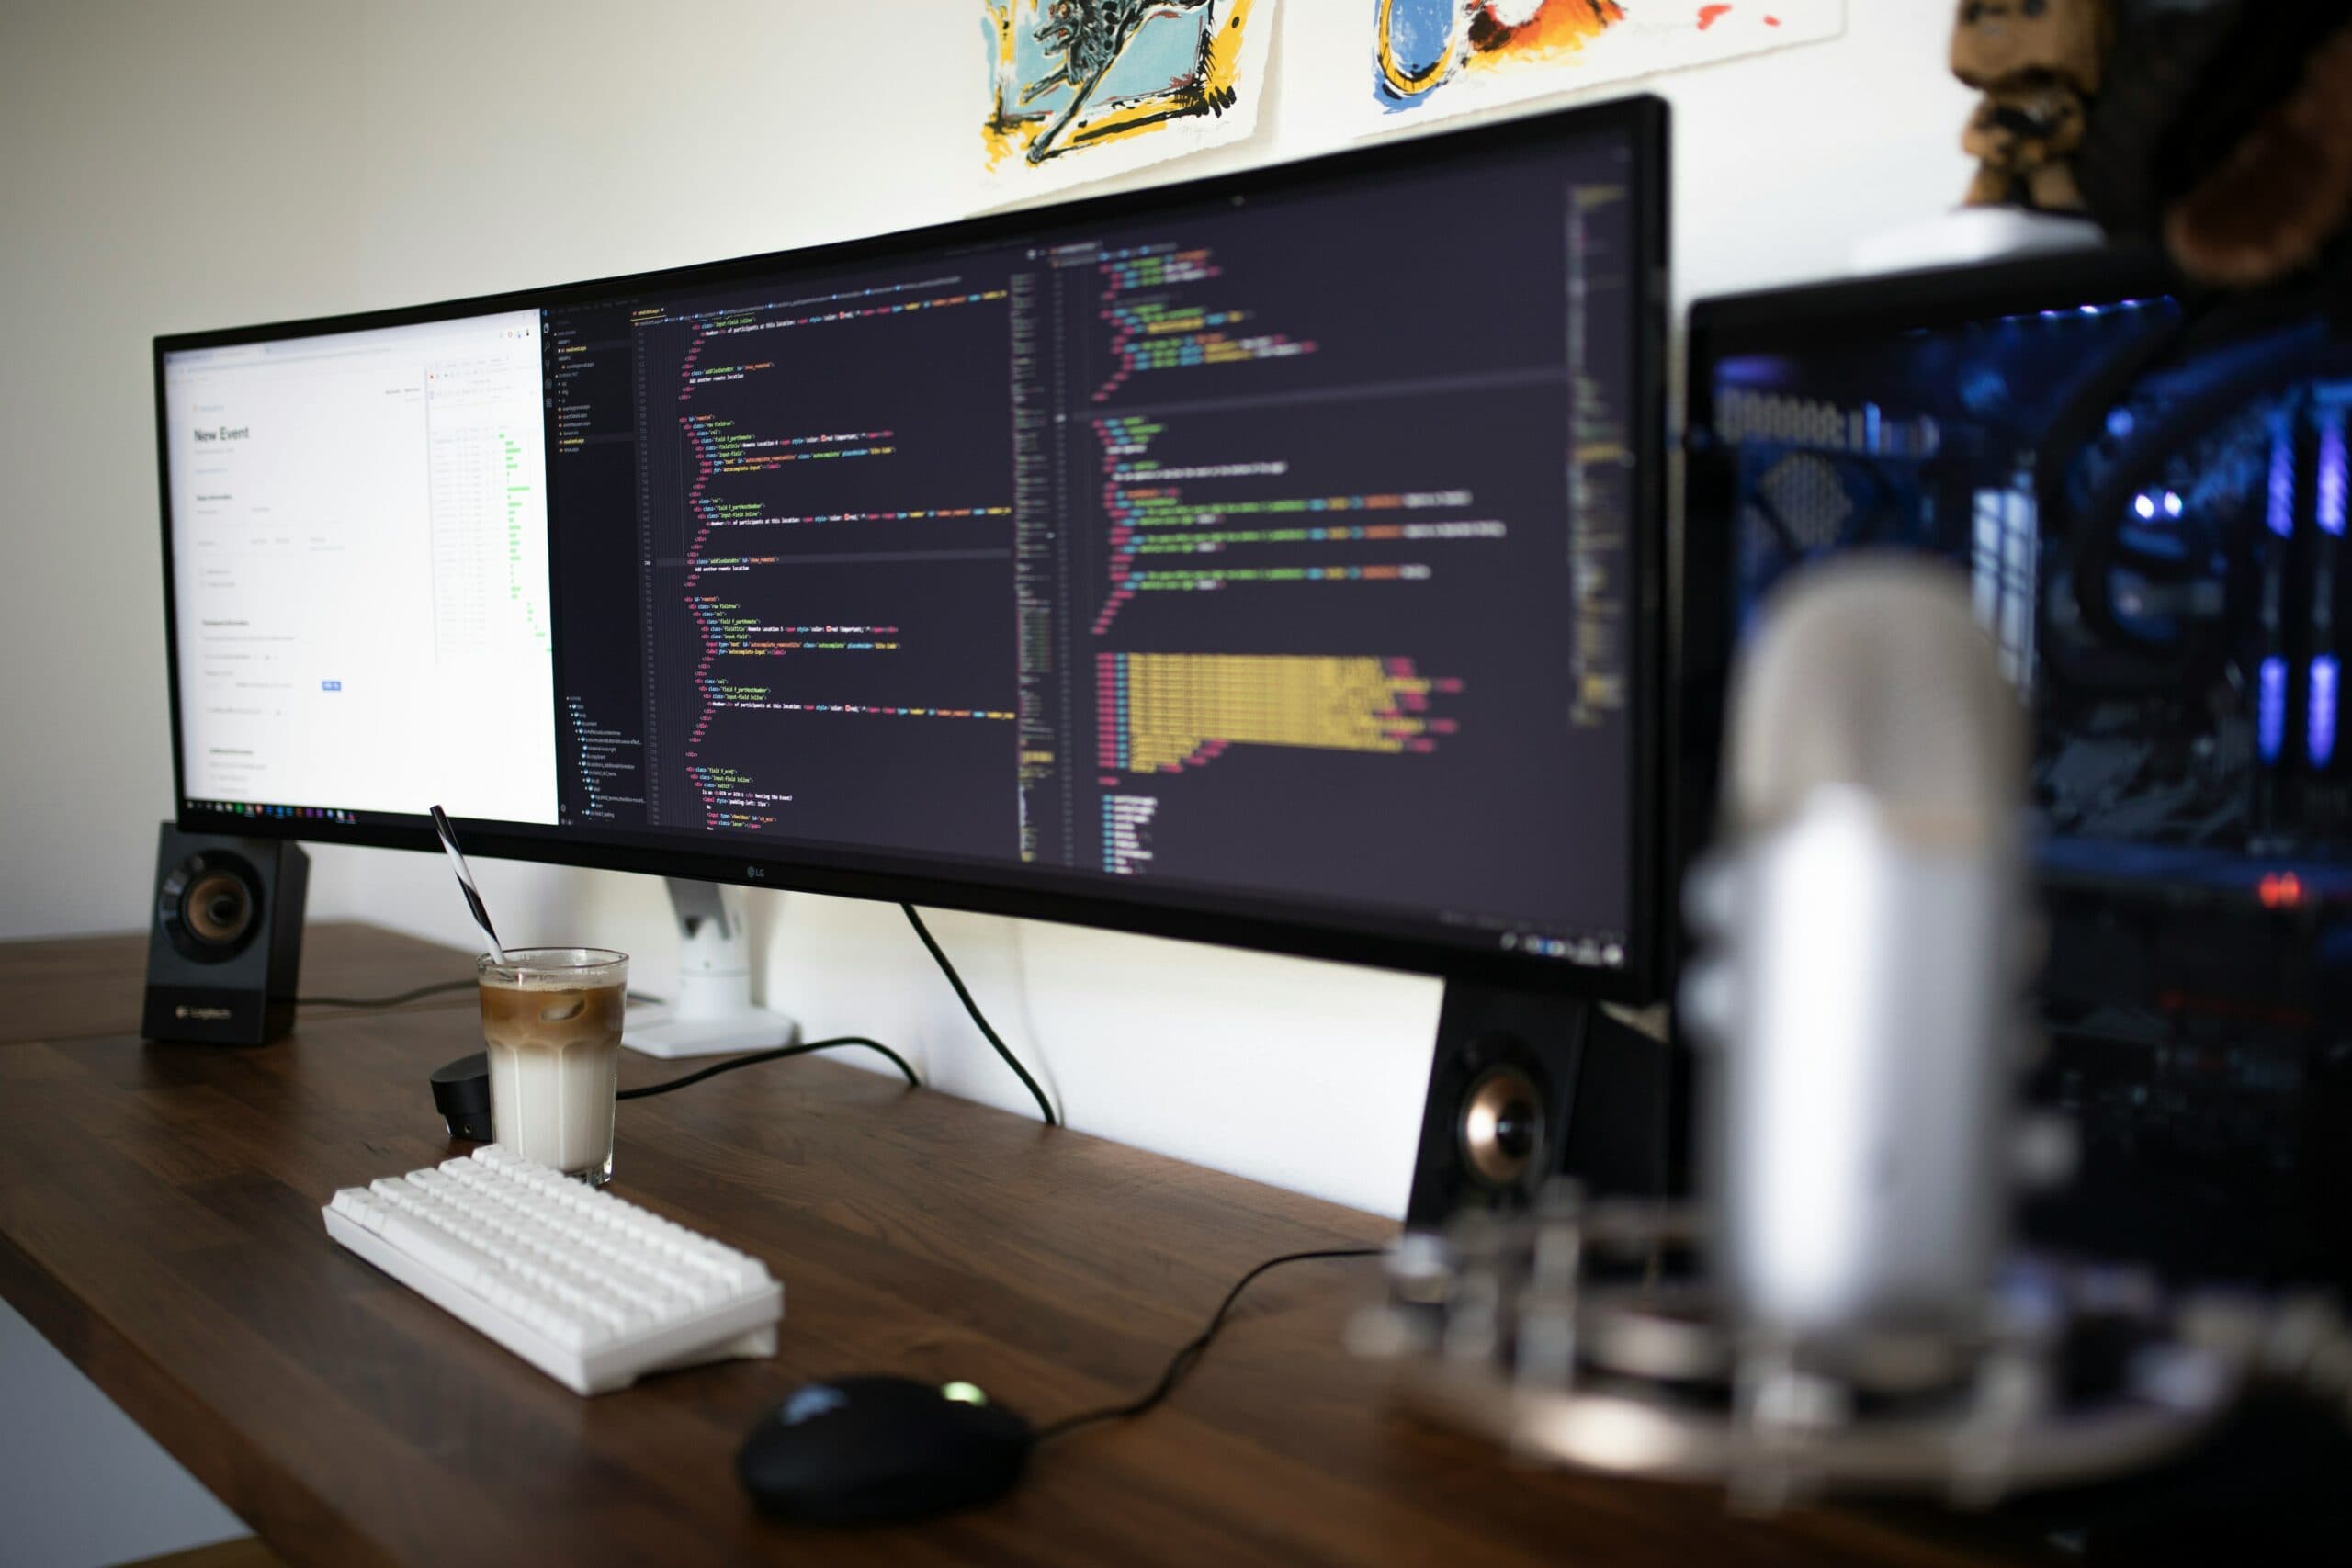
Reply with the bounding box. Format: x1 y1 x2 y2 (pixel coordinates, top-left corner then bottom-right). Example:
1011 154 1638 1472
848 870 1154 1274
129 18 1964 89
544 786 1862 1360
737 1375 1033 1525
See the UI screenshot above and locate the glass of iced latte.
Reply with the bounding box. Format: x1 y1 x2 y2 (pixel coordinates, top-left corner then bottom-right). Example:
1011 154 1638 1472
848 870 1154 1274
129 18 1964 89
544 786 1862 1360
477 947 628 1186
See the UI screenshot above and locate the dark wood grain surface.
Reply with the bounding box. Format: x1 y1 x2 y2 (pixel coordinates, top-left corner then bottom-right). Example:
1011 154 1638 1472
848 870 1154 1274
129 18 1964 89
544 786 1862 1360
0 924 2011 1567
0 921 474 1046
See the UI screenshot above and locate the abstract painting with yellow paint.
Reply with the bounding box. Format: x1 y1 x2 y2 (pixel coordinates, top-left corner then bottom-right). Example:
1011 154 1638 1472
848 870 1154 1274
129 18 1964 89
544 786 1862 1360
980 1 1276 205
1369 1 1844 126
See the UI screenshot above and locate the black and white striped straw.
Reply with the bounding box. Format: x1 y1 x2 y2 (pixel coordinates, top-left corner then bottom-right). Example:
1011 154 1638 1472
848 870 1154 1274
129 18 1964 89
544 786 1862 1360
430 804 507 965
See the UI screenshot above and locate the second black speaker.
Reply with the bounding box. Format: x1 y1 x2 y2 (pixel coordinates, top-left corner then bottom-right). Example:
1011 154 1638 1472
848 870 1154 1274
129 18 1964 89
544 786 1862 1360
1402 983 1681 1229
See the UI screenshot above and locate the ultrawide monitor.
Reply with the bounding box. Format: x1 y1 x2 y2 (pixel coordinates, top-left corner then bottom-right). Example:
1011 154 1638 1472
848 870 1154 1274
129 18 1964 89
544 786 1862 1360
156 98 1669 998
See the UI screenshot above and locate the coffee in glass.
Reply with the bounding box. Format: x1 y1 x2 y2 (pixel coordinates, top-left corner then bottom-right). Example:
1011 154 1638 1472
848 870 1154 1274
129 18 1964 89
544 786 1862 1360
476 947 628 1185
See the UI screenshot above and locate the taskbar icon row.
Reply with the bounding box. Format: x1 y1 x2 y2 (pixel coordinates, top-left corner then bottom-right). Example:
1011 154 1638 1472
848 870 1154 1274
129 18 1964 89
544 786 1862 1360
1501 929 1626 967
186 799 358 826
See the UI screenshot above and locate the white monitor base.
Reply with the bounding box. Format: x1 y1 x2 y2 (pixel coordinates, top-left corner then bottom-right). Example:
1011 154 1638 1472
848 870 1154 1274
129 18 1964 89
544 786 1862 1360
624 1004 801 1060
620 877 800 1058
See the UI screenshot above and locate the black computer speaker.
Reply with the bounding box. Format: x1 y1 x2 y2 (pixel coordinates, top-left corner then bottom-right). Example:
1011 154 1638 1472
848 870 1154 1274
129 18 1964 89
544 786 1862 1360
141 824 309 1045
1402 983 1681 1229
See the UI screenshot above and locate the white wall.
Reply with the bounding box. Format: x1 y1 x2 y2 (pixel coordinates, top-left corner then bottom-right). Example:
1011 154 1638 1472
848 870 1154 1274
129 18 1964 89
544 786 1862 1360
0 0 1976 1222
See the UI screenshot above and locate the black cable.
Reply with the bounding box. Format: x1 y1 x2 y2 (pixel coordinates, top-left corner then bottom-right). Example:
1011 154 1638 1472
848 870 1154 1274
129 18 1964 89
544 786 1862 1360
617 1035 919 1099
299 979 474 1009
1031 1247 1382 1443
300 982 665 1010
900 902 1057 1128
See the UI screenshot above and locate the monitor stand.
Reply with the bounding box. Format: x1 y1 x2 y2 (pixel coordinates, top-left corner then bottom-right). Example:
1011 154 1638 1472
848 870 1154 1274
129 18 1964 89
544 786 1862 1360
622 878 801 1059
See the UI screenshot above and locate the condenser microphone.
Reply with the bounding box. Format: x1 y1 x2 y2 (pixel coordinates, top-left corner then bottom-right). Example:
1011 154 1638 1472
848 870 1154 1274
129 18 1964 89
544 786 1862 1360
1684 556 2030 1345
1351 558 2249 1504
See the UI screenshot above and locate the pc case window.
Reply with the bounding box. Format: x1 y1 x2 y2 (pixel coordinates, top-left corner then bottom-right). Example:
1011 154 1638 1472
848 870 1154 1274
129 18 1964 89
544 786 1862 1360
164 311 559 822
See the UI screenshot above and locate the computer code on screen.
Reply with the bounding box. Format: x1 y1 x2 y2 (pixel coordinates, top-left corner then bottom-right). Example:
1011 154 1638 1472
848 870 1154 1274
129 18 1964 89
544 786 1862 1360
542 128 1644 963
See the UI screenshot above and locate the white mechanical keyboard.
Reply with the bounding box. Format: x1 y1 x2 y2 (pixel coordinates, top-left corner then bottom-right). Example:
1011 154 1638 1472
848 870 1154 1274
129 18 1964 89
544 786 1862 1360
322 1145 784 1395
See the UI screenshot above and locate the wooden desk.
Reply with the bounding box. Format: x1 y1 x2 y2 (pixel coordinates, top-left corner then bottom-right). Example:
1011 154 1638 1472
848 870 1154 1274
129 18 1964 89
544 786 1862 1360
0 922 474 1047
0 924 1998 1567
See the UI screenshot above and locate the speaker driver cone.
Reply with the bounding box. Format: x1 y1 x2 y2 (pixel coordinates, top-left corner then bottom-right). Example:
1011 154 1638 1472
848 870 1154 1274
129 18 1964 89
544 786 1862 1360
159 851 264 963
185 871 254 944
1460 1065 1544 1190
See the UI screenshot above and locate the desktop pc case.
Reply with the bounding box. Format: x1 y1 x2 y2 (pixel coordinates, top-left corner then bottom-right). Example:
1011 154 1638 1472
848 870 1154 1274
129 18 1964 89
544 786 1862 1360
1683 250 2352 1292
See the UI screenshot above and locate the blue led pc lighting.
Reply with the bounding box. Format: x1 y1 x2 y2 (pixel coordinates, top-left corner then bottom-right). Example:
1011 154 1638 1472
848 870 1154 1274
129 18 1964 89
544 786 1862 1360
2270 431 2299 538
2312 656 2341 768
2261 656 2290 763
2320 423 2347 538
